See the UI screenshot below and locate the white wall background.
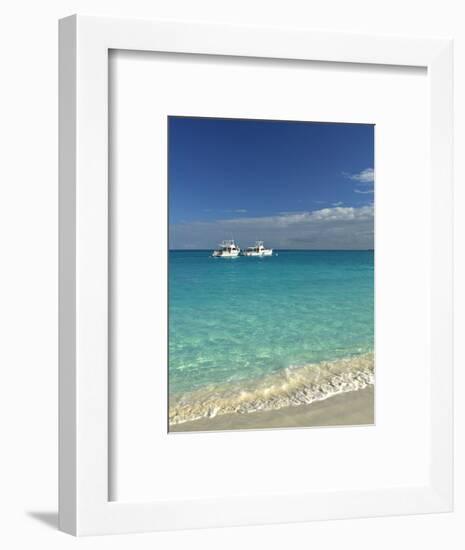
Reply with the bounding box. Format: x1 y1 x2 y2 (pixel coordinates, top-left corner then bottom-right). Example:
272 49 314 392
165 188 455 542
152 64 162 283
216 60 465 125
0 1 463 548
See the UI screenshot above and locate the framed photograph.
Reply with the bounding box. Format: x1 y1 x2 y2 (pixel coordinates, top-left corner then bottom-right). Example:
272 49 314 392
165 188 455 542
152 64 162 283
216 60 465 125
167 116 375 433
59 15 453 535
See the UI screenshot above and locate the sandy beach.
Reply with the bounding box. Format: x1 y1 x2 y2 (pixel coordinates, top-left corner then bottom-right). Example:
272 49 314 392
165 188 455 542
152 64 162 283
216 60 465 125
170 385 374 432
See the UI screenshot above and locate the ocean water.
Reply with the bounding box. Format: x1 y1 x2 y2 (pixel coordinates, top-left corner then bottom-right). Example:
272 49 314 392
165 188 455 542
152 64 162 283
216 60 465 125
169 250 374 424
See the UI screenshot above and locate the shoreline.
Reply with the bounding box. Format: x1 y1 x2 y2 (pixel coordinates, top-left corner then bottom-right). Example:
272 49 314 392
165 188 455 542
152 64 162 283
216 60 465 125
169 385 374 432
169 352 374 426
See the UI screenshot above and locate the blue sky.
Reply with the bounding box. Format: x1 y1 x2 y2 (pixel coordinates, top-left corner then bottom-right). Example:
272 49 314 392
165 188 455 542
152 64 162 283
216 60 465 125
169 117 374 249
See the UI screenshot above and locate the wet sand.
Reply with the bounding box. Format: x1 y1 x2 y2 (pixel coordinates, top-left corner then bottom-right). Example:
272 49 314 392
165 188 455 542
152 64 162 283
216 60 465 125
170 385 374 432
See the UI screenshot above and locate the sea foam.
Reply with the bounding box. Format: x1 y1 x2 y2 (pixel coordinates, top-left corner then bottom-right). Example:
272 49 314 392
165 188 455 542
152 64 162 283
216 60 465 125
169 352 374 425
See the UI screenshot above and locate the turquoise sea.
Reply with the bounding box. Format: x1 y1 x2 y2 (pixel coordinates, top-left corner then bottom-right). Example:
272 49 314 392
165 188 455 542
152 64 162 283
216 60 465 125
169 250 374 424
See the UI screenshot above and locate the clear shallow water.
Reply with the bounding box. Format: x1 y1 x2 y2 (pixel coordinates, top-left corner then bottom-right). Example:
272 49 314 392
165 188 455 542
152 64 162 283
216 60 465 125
169 250 374 420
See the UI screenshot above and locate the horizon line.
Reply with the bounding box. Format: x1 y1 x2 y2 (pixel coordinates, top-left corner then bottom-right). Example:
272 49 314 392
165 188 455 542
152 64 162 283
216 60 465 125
168 248 374 251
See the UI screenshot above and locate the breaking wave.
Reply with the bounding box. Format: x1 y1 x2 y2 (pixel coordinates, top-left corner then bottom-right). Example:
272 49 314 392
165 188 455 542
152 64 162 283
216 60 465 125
169 352 374 425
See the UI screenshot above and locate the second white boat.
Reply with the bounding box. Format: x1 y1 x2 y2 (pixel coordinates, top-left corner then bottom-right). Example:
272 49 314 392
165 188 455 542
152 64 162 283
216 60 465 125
243 241 273 257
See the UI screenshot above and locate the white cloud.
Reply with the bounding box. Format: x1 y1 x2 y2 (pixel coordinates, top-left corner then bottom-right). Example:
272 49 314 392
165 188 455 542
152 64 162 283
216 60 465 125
170 205 374 249
354 188 374 194
225 205 373 226
344 168 375 183
205 208 248 214
332 201 344 206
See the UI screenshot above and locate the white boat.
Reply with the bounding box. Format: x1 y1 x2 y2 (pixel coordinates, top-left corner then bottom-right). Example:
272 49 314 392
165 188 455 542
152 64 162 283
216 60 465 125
212 240 241 258
243 241 273 257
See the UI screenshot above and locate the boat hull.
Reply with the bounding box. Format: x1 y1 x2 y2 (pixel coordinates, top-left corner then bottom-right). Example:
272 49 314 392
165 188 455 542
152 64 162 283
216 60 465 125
243 249 273 257
212 251 240 257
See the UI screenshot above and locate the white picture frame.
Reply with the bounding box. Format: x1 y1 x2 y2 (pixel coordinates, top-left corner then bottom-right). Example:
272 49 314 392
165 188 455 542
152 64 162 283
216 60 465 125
59 14 453 536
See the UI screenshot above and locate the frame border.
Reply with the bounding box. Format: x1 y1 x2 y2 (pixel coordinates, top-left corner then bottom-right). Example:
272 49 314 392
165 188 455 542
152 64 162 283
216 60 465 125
59 14 453 535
